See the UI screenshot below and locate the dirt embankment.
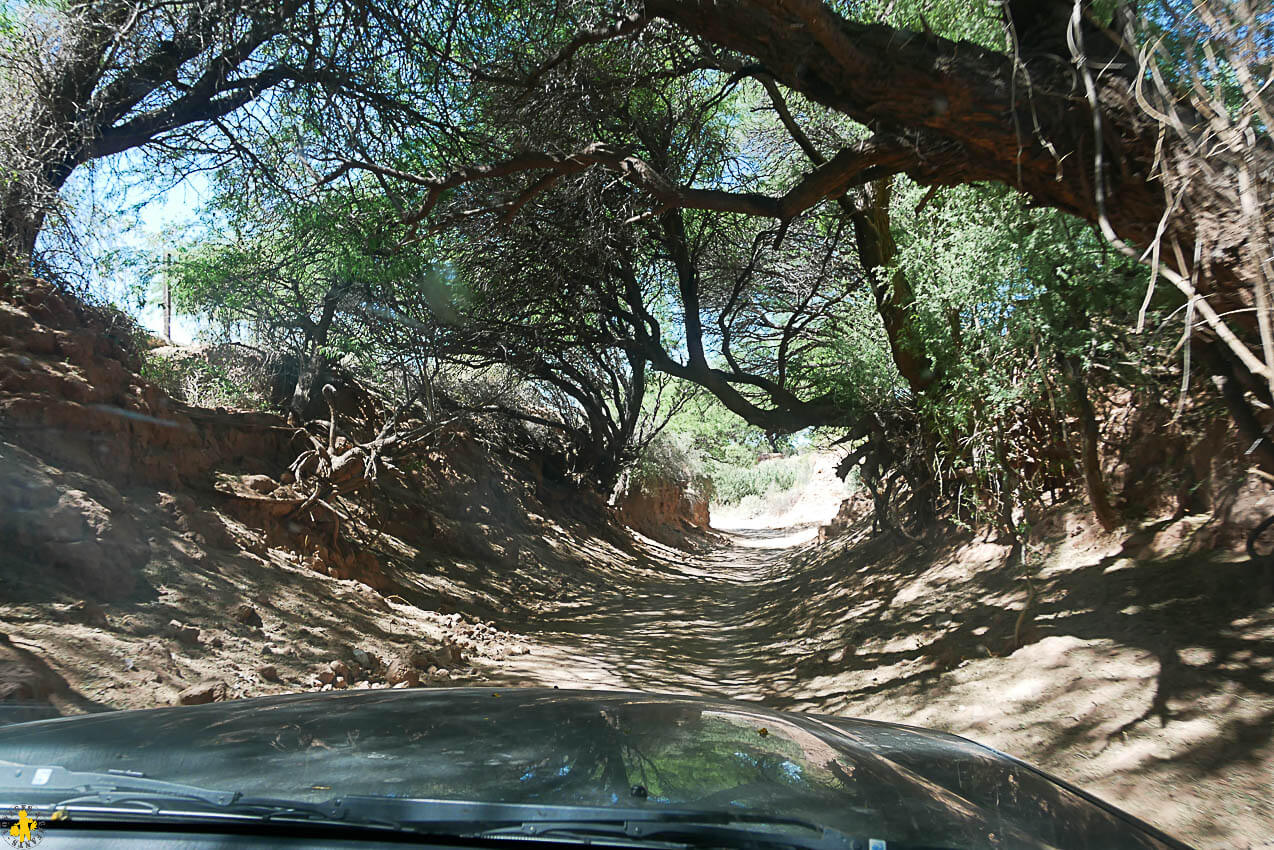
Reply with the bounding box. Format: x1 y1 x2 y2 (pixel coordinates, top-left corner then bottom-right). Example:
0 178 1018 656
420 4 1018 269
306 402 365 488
0 280 647 712
614 472 713 547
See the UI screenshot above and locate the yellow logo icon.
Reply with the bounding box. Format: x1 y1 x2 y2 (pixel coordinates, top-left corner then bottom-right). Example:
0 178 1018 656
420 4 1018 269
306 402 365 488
3 807 42 848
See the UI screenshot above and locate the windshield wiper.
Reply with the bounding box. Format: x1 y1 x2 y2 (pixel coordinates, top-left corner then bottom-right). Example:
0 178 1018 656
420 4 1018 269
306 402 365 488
0 761 340 824
0 761 238 806
328 796 863 850
1 763 883 849
478 818 857 850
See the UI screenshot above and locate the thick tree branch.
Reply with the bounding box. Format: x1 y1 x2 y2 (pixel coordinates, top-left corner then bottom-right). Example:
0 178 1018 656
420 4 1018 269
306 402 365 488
327 137 918 228
639 0 1262 297
526 12 649 85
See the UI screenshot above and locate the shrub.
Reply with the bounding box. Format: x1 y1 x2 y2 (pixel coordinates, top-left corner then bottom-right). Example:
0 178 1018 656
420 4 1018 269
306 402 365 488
711 454 813 506
141 347 270 411
630 430 700 491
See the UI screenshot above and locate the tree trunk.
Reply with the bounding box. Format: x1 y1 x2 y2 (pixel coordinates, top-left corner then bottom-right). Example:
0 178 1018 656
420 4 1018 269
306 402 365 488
1 185 48 264
290 347 326 422
289 282 345 421
1197 342 1274 475
992 419 1020 535
644 0 1266 309
3 156 80 264
595 353 647 493
847 179 936 395
623 208 850 433
1061 355 1120 531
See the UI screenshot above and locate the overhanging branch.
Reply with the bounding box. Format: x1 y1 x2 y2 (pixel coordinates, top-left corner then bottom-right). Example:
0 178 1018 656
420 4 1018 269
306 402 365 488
322 137 919 227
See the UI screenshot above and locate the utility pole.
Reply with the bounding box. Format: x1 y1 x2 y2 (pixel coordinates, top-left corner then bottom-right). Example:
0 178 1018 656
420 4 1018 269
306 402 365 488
163 252 172 342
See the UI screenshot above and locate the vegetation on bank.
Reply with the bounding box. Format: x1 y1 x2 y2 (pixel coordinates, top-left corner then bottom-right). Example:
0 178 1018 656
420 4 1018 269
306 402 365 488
625 395 817 512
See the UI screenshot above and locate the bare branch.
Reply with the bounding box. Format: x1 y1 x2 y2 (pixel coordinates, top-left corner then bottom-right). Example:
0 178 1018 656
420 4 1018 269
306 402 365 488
329 137 918 229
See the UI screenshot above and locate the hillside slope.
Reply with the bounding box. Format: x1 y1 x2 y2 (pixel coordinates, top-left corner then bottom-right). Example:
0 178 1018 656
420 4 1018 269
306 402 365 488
0 280 657 709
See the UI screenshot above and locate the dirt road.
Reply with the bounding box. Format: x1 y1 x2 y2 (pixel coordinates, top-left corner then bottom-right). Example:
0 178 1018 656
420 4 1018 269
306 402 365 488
491 510 1274 850
494 519 827 700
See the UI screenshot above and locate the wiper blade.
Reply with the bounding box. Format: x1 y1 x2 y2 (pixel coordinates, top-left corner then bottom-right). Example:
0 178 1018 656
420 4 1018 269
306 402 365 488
0 761 238 806
329 796 860 849
329 795 819 828
0 769 876 849
0 761 338 824
480 819 859 850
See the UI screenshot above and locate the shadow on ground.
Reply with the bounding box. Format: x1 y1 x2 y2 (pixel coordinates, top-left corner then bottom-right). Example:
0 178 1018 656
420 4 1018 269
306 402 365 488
486 510 1274 850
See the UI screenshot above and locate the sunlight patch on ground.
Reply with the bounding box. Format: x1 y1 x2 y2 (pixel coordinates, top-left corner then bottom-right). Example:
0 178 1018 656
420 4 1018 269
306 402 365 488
722 525 820 549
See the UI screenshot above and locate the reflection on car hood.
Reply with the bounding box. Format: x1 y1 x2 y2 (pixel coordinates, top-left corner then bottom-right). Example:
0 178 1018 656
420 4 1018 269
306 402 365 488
0 688 1185 849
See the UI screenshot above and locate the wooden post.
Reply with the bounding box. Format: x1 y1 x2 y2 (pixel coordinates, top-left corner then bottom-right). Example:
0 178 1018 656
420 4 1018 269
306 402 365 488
163 252 172 342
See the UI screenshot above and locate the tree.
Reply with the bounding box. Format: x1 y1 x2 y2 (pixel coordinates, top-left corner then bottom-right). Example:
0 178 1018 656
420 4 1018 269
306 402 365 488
171 189 438 419
436 180 691 490
305 0 1270 530
322 0 1270 441
11 0 1266 530
443 175 867 435
888 181 1168 530
0 0 437 261
407 65 893 437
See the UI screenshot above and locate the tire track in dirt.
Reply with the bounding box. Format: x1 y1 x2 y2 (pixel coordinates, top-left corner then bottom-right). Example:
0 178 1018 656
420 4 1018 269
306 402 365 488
491 520 815 700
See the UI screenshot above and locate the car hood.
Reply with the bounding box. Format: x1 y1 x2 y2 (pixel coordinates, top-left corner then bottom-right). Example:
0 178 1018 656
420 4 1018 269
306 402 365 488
0 687 1184 849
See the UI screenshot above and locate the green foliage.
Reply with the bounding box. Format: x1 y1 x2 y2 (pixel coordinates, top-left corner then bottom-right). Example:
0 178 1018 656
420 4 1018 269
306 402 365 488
712 455 813 507
139 351 269 411
877 180 1174 521
0 5 16 40
169 187 429 356
630 430 700 490
160 180 463 418
894 181 1164 399
137 353 185 395
635 390 815 507
23 0 1221 529
845 0 1004 47
659 394 797 469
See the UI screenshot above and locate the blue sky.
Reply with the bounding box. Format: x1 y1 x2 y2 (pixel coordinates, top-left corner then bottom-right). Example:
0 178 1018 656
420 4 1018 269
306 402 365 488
56 159 209 344
133 175 206 344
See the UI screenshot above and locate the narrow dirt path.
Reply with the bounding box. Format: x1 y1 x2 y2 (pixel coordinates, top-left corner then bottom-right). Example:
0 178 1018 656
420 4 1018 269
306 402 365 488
493 519 823 700
487 506 1274 850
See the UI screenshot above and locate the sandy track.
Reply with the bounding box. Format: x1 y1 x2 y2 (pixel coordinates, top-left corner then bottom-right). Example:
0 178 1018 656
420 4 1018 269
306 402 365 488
488 510 1274 850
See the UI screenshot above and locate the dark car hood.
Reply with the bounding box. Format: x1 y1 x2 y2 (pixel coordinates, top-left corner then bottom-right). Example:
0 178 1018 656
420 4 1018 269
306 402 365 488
0 688 1184 849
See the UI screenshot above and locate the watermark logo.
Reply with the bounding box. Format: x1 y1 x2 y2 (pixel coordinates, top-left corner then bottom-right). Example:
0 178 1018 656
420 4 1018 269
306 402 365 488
2 807 43 848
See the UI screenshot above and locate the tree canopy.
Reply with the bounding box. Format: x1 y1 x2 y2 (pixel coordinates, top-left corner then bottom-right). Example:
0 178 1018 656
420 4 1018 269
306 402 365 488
3 0 1270 531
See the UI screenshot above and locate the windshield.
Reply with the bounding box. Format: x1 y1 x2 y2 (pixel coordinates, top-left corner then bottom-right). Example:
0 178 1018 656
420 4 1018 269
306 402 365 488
0 690 1177 849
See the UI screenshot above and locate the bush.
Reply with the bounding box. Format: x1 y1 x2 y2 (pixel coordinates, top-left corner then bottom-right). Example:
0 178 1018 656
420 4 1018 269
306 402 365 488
711 454 813 506
630 430 701 491
141 347 270 411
